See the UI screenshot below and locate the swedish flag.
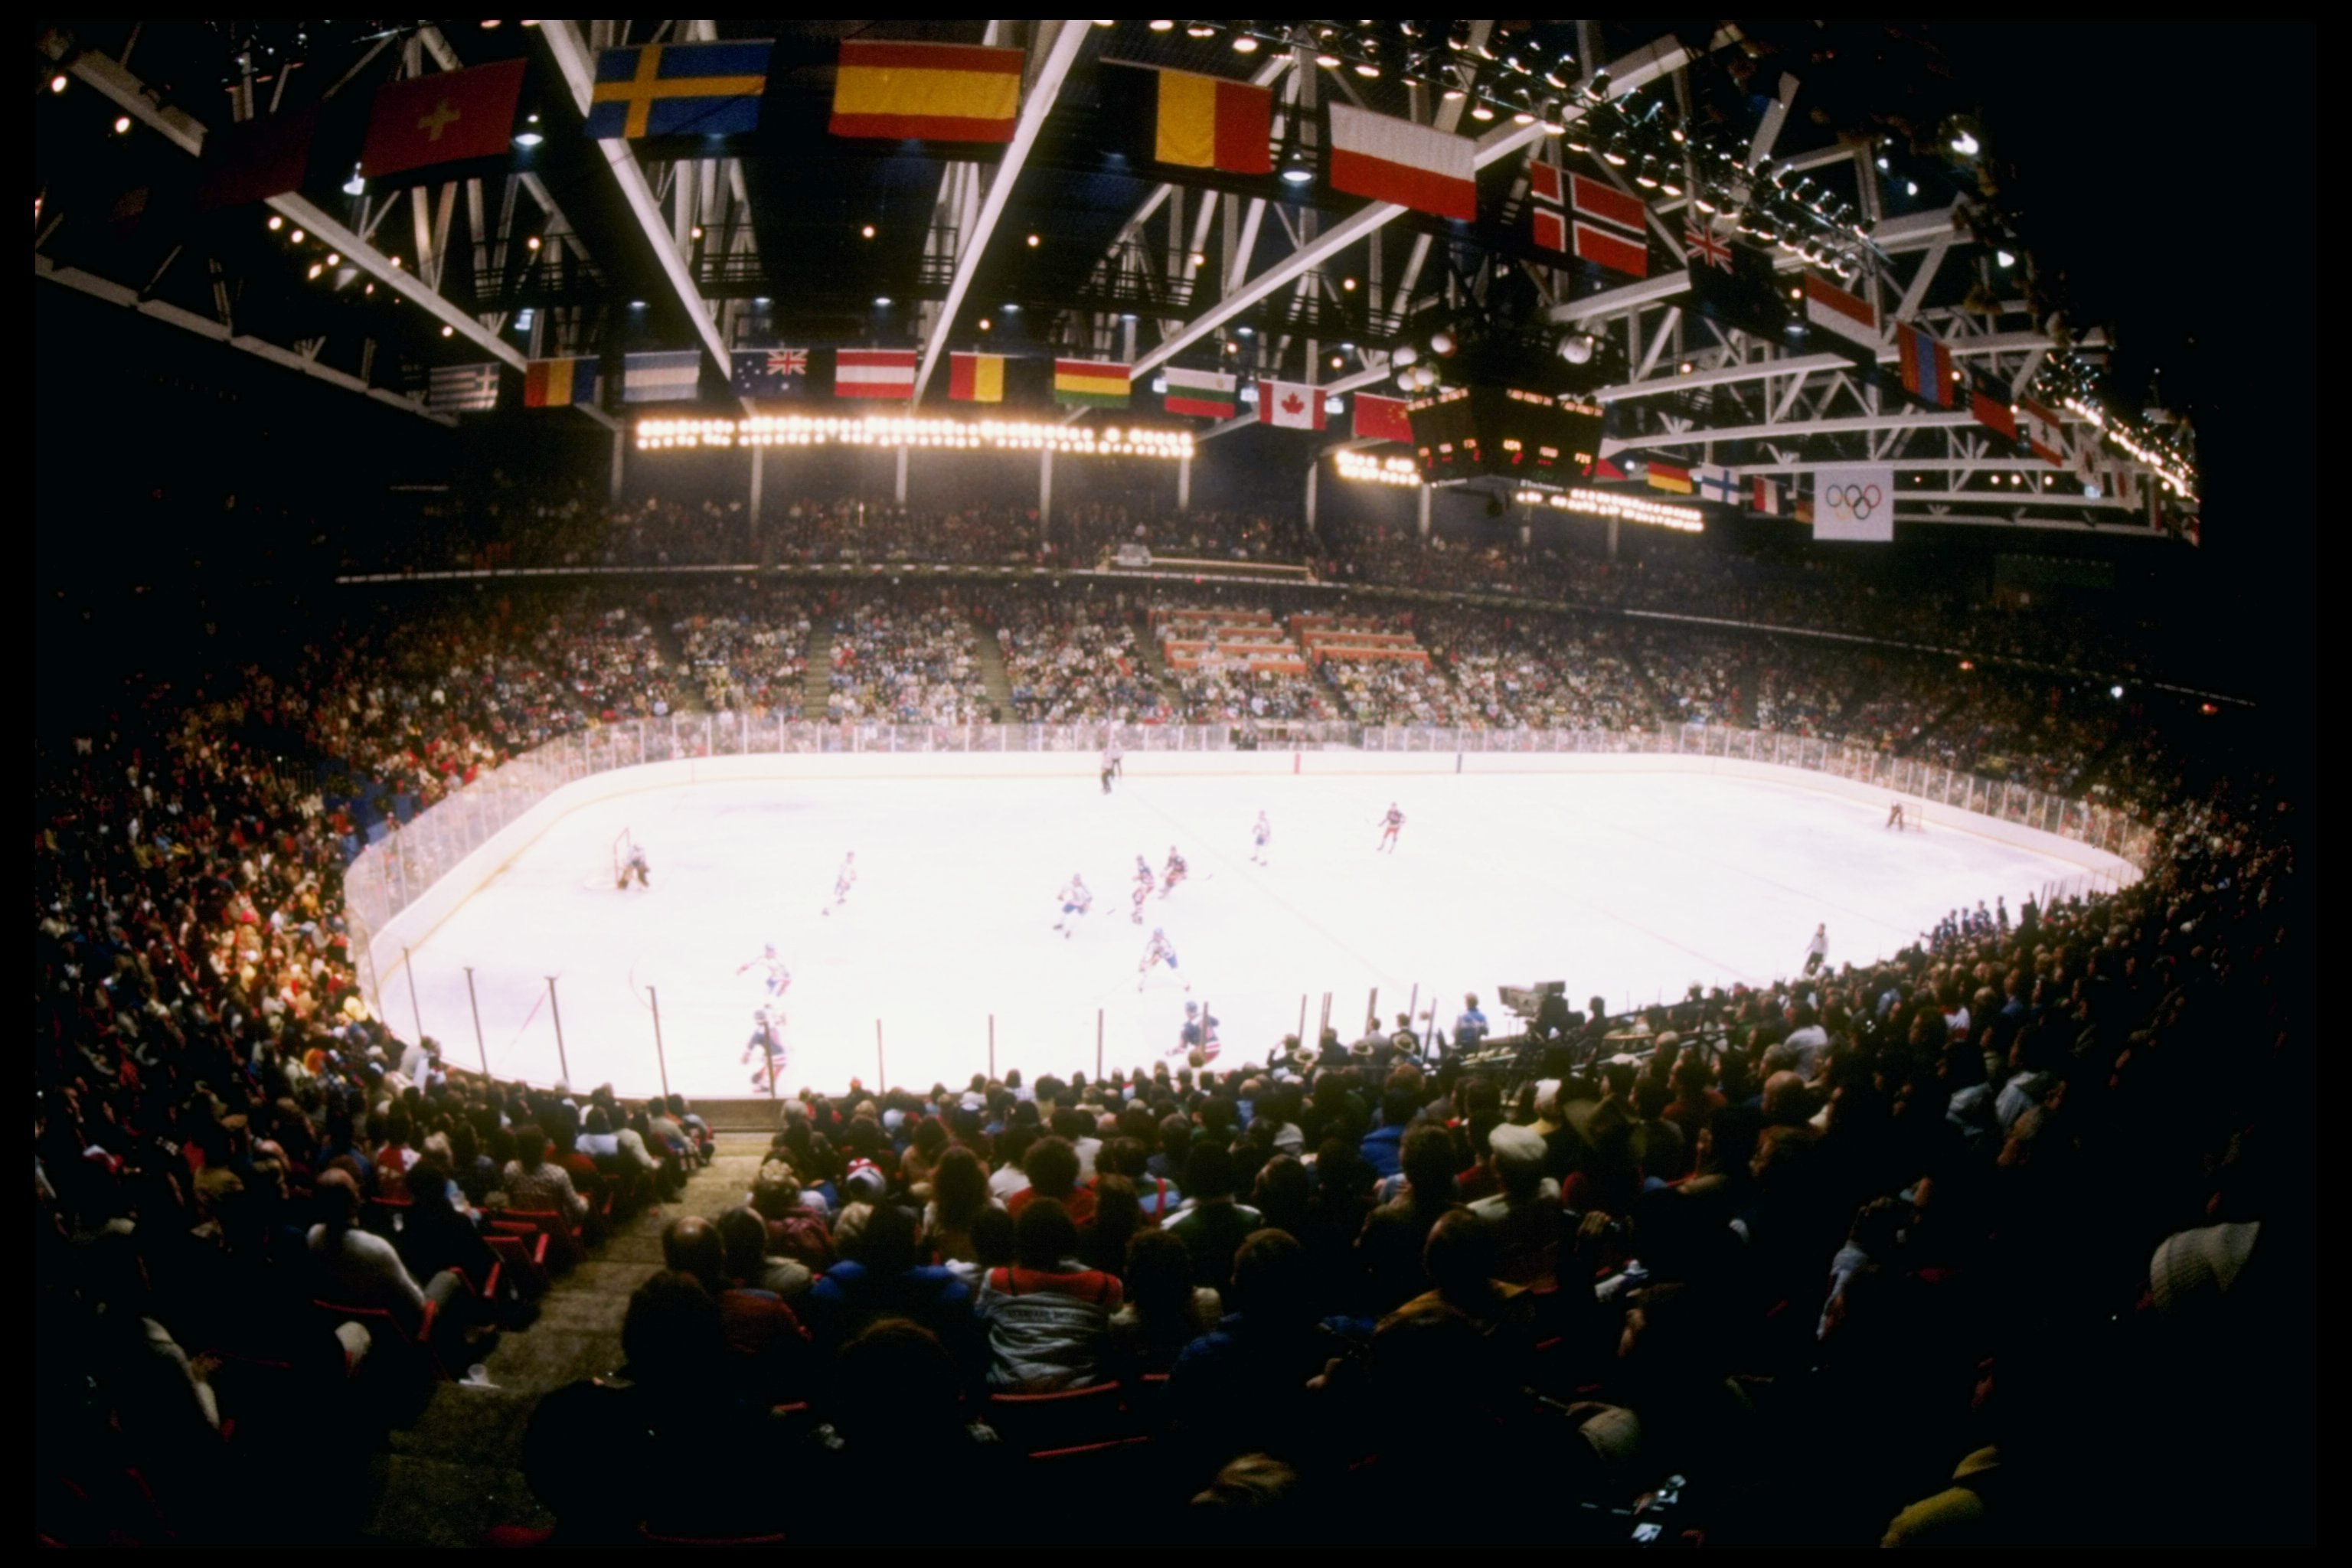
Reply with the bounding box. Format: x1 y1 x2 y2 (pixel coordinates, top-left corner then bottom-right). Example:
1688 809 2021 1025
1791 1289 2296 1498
586 41 770 139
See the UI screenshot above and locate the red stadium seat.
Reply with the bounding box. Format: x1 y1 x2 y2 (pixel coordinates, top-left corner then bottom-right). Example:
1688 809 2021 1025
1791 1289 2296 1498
985 1380 1128 1453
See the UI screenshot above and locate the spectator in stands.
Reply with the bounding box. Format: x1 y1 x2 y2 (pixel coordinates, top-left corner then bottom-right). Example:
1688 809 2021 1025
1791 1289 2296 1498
1107 1227 1224 1380
664 1214 811 1404
309 1168 459 1334
922 1145 999 1265
1166 1143 1265 1296
717 1204 812 1302
805 1200 975 1365
1166 1228 1327 1467
973 1198 1122 1391
1357 1123 1461 1315
1007 1133 1095 1224
1467 1122 1562 1285
499 1123 588 1226
805 1321 1014 1545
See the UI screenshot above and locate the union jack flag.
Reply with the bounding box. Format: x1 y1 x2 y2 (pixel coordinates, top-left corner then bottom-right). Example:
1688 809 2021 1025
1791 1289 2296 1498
766 349 808 377
731 347 809 400
1684 224 1733 272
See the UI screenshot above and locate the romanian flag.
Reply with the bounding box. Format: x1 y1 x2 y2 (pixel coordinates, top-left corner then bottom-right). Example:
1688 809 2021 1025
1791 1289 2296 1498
524 357 599 409
830 41 1023 142
1112 63 1272 175
587 42 772 139
1161 367 1235 420
1644 460 1694 495
949 352 1005 403
1054 359 1130 409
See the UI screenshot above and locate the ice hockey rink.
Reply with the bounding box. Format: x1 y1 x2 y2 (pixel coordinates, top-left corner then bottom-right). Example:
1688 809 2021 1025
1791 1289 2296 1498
384 764 2128 1099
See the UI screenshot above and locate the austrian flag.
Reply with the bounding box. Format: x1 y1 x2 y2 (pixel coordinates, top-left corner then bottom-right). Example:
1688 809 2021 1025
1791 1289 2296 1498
1257 380 1326 431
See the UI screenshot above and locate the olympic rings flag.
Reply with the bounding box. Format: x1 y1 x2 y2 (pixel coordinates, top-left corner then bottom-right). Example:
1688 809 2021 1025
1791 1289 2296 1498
1811 464 1896 542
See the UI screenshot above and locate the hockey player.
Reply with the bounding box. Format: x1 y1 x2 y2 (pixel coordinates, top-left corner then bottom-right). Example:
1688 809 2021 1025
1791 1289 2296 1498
1130 856 1155 924
1376 803 1405 853
1250 811 1271 867
1803 923 1829 976
822 851 857 916
616 839 652 890
1054 874 1093 937
735 943 792 997
1885 800 1906 831
741 1008 788 1094
1138 926 1190 993
1178 1000 1221 1062
1159 846 1187 899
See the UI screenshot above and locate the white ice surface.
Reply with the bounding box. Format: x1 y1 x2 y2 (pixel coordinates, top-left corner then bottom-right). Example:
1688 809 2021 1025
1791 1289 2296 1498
396 769 2098 1097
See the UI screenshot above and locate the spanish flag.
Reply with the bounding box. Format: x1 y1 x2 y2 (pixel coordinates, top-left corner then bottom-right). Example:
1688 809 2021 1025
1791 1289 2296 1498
829 41 1023 143
1105 63 1272 175
949 352 1005 404
1054 359 1130 410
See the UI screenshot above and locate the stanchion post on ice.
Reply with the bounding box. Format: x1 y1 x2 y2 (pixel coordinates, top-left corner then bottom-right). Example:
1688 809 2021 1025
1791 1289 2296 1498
1365 987 1378 1034
463 965 488 1078
1298 995 1308 1045
988 1014 995 1080
403 946 424 1043
1407 982 1419 1030
648 985 671 1102
1320 993 1331 1037
1096 1008 1104 1081
545 976 570 1087
875 1020 886 1093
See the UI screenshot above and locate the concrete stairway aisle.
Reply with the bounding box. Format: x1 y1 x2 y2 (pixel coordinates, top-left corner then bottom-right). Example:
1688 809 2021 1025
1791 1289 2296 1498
802 621 835 720
360 1136 768 1547
970 618 1014 721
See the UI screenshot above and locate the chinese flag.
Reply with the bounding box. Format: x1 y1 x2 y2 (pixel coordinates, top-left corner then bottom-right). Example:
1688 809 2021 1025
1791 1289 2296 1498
361 60 527 178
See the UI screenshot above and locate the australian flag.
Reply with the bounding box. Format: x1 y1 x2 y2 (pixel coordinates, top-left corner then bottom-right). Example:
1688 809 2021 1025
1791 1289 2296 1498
731 348 808 402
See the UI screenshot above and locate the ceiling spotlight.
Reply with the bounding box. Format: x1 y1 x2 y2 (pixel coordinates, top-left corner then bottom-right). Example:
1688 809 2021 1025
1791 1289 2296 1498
513 113 544 148
1512 110 1535 125
527 234 542 250
1341 276 1357 291
2109 684 2125 700
1429 331 1455 354
689 225 704 240
51 73 68 93
1186 24 1216 38
306 263 324 279
289 229 305 245
1470 102 1495 121
1558 333 1594 365
1950 129 1981 156
1905 179 1919 197
1002 302 1021 312
629 299 645 309
1325 394 1345 415
1237 325 1254 337
1354 62 1380 78
441 325 456 337
1634 160 1660 189
753 296 770 305
1330 354 1343 369
1995 249 2017 269
1025 232 1040 247
1189 250 1206 266
977 318 991 331
267 214 284 231
113 114 132 135
1442 87 1464 101
1280 150 1315 186
325 252 339 266
1315 53 1341 68
1148 20 1174 31
1231 34 1259 53
342 165 366 195
874 296 892 306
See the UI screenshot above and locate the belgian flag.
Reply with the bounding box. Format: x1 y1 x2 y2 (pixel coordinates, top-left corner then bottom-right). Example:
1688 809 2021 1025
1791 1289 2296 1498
1103 61 1272 175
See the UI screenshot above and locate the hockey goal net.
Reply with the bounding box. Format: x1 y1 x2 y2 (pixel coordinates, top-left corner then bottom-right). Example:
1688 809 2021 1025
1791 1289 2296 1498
1886 800 1928 833
612 828 635 885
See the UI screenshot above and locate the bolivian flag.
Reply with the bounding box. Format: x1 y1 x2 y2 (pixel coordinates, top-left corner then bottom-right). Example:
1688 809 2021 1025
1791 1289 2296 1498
1054 359 1130 410
949 352 1005 404
830 41 1023 143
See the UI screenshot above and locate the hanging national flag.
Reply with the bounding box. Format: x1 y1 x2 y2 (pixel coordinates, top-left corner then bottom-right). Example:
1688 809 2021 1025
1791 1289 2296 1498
1528 158 1565 208
1588 456 1628 482
2019 397 2066 466
1569 173 1649 278
1326 103 1477 220
623 350 701 403
730 348 809 401
524 357 599 409
427 362 501 413
1794 494 1815 525
1748 474 1781 515
949 351 1005 403
1802 273 1880 354
829 40 1022 142
1162 366 1236 420
1896 319 1957 407
193 106 318 213
1257 380 1327 431
1686 233 1788 340
1645 460 1694 495
1106 62 1272 175
1054 359 1132 410
1527 157 1570 254
588 41 772 139
1684 224 1733 273
1968 383 2017 441
834 347 917 400
1692 464 1741 505
1353 392 1414 445
361 60 526 178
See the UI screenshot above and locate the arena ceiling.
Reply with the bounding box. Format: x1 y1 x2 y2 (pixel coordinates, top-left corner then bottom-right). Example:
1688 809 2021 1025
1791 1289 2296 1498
34 19 2199 538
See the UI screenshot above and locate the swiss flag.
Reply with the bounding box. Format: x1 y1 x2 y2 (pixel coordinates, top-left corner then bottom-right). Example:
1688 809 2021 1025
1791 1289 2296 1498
1257 380 1326 431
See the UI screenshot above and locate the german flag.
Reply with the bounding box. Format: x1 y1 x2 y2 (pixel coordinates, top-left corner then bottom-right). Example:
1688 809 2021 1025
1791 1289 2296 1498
829 41 1022 142
1054 359 1130 410
949 352 1004 403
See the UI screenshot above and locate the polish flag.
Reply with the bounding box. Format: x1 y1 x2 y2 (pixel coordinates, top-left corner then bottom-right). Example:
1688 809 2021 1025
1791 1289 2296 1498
1257 380 1327 431
1802 273 1880 351
1326 103 1476 221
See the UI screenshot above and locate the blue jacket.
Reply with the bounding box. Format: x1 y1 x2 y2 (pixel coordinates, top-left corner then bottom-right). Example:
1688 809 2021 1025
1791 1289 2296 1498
1358 1123 1406 1181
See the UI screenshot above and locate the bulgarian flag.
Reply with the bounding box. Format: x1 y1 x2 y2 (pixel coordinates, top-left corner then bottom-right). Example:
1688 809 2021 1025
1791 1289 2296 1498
1054 358 1130 409
1162 366 1236 420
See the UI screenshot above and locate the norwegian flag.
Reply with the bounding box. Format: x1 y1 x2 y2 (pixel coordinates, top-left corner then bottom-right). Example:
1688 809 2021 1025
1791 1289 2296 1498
1684 223 1733 272
1569 173 1649 278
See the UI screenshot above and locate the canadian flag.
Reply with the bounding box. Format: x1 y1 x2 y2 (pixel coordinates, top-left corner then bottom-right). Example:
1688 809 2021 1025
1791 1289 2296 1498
1257 379 1326 431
